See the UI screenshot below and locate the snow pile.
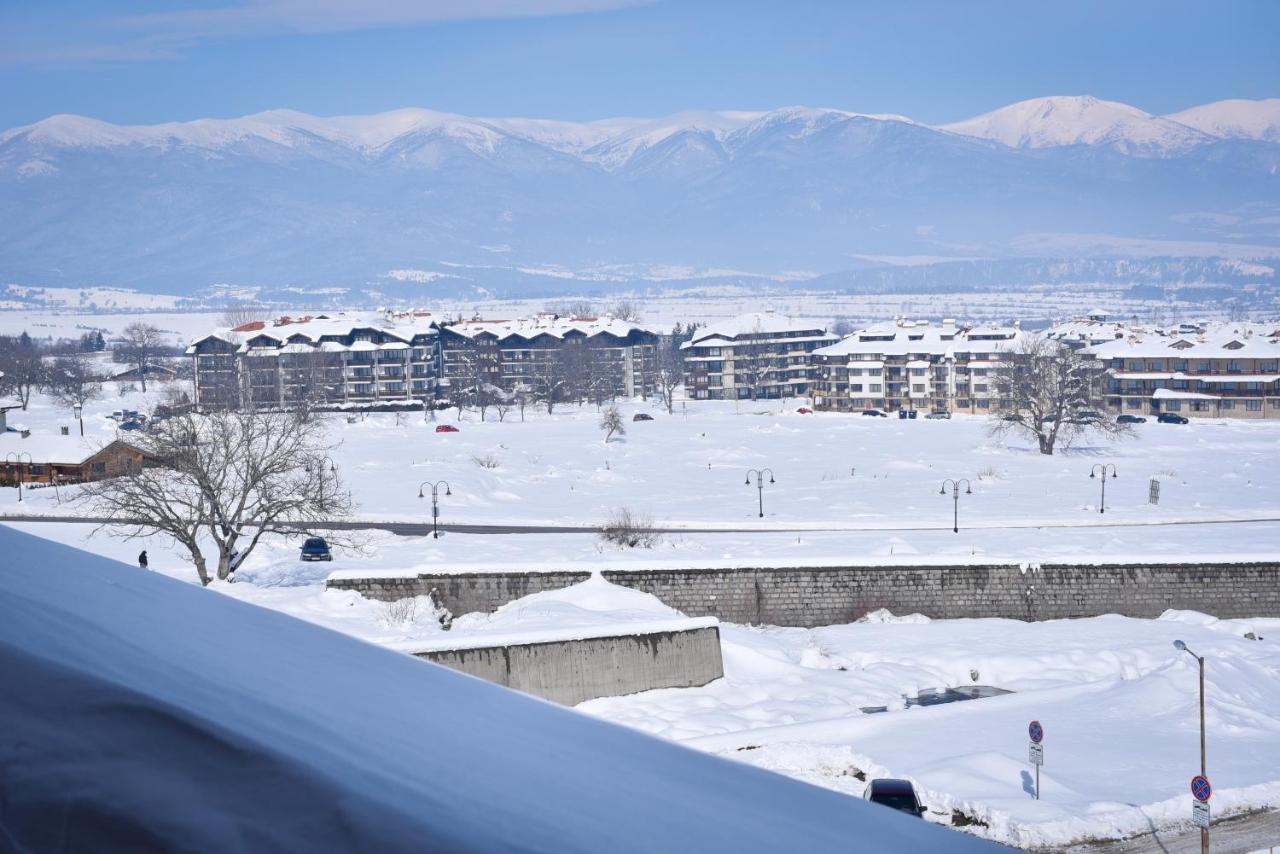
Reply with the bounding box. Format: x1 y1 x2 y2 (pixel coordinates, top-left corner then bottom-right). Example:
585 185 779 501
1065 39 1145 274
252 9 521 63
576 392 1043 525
0 525 996 853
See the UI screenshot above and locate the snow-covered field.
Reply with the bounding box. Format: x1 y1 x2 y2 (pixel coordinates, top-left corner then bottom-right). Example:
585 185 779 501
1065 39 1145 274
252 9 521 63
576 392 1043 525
4 382 1280 849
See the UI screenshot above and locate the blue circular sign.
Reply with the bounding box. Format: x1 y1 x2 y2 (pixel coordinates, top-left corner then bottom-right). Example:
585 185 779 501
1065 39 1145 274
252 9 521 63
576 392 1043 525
1191 775 1211 802
1028 720 1044 744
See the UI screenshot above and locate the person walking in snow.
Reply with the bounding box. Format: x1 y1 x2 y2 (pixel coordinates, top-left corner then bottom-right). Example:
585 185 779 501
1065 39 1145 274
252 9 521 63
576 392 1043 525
138 550 149 570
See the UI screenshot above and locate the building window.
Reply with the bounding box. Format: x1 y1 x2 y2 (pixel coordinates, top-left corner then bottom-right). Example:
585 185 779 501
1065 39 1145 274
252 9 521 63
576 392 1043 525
1247 400 1262 411
91 462 106 474
1164 401 1181 411
1127 398 1142 409
870 384 882 393
1220 400 1234 410
976 399 989 408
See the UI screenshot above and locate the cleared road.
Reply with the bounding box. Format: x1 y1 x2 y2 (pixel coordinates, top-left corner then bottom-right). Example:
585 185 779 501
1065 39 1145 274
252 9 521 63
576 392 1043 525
1054 809 1280 853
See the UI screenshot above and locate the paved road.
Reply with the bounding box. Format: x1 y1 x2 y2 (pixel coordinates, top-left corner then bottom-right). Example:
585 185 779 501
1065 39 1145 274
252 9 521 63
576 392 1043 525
1054 808 1280 853
3 513 1280 538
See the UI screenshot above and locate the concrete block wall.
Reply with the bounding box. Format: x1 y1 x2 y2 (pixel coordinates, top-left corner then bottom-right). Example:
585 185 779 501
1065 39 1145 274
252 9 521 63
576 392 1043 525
328 562 1280 627
415 626 724 705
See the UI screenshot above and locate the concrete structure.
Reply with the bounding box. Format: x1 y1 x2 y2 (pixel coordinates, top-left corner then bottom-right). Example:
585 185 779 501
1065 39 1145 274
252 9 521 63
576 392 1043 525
408 622 724 705
329 560 1280 627
187 311 442 409
1089 322 1280 419
681 311 837 400
437 313 659 401
811 318 1024 415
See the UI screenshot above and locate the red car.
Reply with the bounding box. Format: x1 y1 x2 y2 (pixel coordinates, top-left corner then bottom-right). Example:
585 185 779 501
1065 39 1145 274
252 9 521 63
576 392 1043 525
797 407 813 414
435 424 460 433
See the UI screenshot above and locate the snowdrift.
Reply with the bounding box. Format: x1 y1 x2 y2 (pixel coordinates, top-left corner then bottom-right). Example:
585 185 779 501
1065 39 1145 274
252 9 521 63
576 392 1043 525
0 526 997 853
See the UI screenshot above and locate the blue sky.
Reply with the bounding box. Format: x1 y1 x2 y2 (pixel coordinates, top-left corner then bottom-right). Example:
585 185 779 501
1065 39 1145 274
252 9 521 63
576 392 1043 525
1 0 1277 130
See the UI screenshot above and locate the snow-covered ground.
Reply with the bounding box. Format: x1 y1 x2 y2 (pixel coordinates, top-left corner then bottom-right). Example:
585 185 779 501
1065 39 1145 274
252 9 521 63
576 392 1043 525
4 383 1279 849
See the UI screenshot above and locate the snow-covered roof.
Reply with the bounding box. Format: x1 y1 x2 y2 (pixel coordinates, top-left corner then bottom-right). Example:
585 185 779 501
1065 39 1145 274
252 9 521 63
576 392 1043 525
686 312 834 345
0 526 995 853
815 320 1024 359
1089 323 1280 360
0 433 134 465
443 313 656 341
192 310 440 351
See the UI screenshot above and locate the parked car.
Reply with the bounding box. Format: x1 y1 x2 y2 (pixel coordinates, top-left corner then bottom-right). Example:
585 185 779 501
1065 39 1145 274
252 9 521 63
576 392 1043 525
118 419 143 431
1117 414 1147 424
1157 412 1189 424
1070 410 1105 424
863 779 927 818
632 413 654 421
861 409 888 417
299 537 332 562
435 424 460 433
925 411 951 420
796 407 813 414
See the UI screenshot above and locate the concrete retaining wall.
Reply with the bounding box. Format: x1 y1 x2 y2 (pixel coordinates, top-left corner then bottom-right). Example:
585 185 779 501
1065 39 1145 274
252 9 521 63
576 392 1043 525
328 561 1280 627
413 625 724 705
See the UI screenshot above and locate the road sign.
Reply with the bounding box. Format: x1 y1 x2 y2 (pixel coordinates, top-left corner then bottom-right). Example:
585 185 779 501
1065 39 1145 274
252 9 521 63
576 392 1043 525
1191 775 1212 802
1191 799 1210 828
1028 743 1044 766
1028 720 1044 744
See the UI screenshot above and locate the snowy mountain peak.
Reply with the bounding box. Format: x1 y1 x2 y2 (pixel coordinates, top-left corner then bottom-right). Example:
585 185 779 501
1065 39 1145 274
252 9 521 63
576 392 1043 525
938 95 1213 155
1165 98 1280 143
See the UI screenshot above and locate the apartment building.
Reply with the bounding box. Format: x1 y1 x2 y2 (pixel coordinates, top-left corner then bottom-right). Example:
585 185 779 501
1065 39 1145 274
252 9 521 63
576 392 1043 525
437 314 659 399
681 311 837 400
810 318 1023 414
187 312 441 409
1090 323 1280 419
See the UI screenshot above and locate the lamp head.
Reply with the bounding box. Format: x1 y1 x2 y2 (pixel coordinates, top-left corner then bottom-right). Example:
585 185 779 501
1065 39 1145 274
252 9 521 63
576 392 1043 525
1090 470 1096 478
939 485 946 495
417 489 424 499
965 484 972 494
445 486 451 496
768 474 775 484
745 475 751 485
1173 639 1186 651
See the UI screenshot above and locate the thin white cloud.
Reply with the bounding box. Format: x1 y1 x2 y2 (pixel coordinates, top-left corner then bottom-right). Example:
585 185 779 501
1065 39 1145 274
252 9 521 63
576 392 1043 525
4 0 653 66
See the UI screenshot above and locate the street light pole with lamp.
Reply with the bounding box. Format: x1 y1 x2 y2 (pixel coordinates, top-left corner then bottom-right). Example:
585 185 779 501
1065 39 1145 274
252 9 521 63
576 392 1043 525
73 404 84 436
418 480 452 539
315 456 337 501
745 468 775 518
939 478 972 533
1174 639 1209 854
1089 464 1118 514
5 451 33 502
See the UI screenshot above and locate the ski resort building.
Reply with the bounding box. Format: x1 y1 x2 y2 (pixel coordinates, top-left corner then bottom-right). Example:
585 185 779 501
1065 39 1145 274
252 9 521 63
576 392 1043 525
680 311 837 400
186 312 441 409
1090 323 1280 419
810 318 1024 414
436 314 660 400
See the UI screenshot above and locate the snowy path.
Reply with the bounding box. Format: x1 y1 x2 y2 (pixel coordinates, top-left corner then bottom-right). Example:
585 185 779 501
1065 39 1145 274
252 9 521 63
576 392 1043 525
1059 808 1280 853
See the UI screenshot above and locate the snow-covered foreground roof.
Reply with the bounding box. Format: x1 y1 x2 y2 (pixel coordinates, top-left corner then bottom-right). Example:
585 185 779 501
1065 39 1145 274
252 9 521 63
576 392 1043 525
0 526 996 853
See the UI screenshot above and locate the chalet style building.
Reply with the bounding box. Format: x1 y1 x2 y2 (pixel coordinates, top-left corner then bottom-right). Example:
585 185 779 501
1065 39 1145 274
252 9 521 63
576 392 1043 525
680 312 837 400
1090 323 1280 419
0 434 155 484
437 314 660 400
187 312 441 409
810 318 1024 414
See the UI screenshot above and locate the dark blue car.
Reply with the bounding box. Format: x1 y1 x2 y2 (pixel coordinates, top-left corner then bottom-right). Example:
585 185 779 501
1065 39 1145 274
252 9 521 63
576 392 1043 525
300 537 332 561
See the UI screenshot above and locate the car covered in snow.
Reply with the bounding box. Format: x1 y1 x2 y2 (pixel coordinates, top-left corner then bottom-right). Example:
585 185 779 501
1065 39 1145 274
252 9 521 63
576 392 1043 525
1157 412 1189 424
299 537 332 562
924 411 951 420
1117 414 1147 424
435 424 460 433
861 409 888 417
863 779 927 818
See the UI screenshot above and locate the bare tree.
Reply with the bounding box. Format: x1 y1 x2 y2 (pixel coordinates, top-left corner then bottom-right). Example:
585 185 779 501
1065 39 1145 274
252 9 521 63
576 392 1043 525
513 384 531 422
44 355 105 410
0 333 45 410
77 407 352 585
117 322 166 392
830 317 856 337
600 404 625 442
655 334 684 414
609 300 641 322
732 321 769 402
988 335 1129 455
549 300 596 318
531 354 567 413
221 303 267 329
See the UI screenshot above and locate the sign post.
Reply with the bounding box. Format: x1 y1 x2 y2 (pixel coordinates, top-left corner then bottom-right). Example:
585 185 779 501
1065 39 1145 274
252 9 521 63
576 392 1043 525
1028 720 1044 800
1190 775 1211 849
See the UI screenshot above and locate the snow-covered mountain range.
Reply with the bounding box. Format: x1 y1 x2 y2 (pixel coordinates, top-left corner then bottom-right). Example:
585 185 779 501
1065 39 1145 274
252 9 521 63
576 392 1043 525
2 95 1278 294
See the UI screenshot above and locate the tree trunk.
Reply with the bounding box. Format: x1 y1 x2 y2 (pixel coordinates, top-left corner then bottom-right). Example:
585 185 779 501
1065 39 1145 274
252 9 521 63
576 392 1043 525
1038 434 1054 455
192 552 212 587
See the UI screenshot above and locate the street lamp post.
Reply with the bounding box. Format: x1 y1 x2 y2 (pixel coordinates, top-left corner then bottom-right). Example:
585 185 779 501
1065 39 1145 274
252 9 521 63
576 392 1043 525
745 468 775 518
418 480 452 539
939 478 972 533
316 456 337 501
73 404 84 436
1174 639 1208 854
1089 464 1118 514
5 452 33 502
